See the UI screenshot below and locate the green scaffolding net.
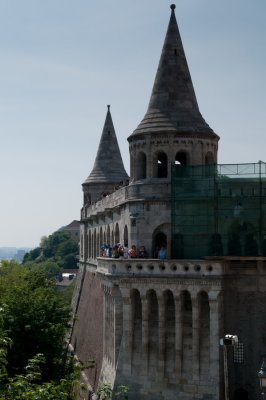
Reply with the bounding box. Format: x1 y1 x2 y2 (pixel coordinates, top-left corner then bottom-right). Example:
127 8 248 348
171 162 266 259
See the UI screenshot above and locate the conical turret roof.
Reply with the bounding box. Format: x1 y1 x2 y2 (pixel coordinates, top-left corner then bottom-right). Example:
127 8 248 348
84 106 129 184
131 4 218 138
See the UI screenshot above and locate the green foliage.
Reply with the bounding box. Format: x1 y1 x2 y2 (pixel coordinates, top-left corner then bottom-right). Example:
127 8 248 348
0 261 72 380
0 351 83 400
97 383 129 400
23 230 79 270
0 260 84 399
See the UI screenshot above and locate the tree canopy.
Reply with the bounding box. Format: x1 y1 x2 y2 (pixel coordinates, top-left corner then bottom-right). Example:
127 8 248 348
23 230 79 270
0 260 80 399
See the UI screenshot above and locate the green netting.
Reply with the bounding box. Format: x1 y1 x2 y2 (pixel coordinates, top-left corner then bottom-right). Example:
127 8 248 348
171 162 266 259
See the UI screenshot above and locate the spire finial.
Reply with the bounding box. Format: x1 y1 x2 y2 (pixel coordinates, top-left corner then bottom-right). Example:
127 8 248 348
107 104 110 111
170 4 176 11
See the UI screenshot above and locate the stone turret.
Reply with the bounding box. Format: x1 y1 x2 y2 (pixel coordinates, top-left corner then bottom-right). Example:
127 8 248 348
128 4 219 182
82 105 129 204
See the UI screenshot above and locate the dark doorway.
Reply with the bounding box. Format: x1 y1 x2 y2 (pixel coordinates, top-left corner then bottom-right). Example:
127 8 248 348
153 232 167 258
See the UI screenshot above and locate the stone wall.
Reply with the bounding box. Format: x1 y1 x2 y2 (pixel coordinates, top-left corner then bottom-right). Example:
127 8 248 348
71 266 104 392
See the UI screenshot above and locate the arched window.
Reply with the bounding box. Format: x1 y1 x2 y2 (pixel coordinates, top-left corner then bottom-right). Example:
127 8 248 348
157 152 168 178
99 227 103 249
124 225 128 246
136 152 147 180
107 225 110 246
88 231 91 258
115 223 120 245
175 151 188 166
93 229 96 259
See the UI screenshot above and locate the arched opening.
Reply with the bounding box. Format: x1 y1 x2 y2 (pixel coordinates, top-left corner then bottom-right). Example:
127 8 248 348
107 225 110 246
96 232 99 257
124 225 128 246
93 229 96 259
205 151 214 165
136 152 147 180
131 289 142 375
115 223 120 245
157 152 168 178
164 290 175 378
88 231 91 258
181 291 192 379
175 151 188 166
198 292 210 380
153 231 167 258
147 290 159 376
234 388 248 400
99 227 103 249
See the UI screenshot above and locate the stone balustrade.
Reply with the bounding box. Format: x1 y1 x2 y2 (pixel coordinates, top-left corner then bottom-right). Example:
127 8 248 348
96 257 223 276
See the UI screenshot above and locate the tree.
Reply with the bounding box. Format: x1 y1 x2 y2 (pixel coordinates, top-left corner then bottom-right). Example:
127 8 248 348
23 230 79 270
0 261 72 380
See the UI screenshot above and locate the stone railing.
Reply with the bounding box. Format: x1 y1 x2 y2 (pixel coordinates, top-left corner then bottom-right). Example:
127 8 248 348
96 257 224 277
81 182 171 219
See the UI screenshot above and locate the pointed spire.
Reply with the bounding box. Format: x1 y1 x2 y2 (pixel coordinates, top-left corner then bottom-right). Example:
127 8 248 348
131 4 217 137
84 105 129 184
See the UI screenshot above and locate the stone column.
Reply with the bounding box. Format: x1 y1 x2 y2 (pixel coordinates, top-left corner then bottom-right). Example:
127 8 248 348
174 293 182 379
209 294 221 384
113 286 123 367
102 285 109 362
141 295 149 375
106 288 111 363
111 294 115 366
191 293 200 382
158 293 165 378
120 288 132 376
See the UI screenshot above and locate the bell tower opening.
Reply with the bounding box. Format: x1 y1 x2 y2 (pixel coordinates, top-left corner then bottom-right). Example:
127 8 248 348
175 151 188 166
136 152 147 180
157 152 168 178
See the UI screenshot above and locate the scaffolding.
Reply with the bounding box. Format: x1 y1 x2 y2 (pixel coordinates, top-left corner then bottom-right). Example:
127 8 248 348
171 162 266 259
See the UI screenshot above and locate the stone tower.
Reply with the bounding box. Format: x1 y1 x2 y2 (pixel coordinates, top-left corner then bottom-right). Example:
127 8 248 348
129 4 219 185
70 5 265 400
82 105 129 205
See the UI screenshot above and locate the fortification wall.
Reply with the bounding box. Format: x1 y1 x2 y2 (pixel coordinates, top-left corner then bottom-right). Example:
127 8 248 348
71 266 104 391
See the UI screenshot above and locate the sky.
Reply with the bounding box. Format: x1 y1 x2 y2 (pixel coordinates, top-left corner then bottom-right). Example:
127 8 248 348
0 0 265 248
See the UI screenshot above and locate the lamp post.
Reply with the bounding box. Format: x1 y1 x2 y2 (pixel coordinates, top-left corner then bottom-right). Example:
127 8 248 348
220 334 238 400
258 358 266 399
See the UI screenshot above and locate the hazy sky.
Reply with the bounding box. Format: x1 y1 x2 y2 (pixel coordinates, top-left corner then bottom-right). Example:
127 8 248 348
1 0 265 248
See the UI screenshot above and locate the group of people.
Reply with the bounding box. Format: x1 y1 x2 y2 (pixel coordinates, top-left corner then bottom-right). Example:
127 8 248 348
100 244 167 260
100 244 148 259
